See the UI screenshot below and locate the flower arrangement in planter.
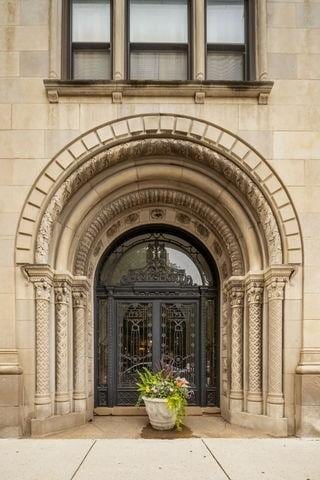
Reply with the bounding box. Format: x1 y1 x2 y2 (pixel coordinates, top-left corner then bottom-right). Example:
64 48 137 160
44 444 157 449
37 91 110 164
136 363 193 430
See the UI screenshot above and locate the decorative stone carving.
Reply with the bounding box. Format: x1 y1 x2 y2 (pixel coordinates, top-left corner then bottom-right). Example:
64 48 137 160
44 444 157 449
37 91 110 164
73 188 243 277
227 282 245 411
176 212 191 225
25 266 54 419
150 208 166 220
54 280 71 415
106 221 121 238
35 138 282 267
195 222 209 238
35 278 52 411
265 267 292 418
213 240 222 257
246 278 264 415
124 212 140 224
221 287 229 397
72 287 88 412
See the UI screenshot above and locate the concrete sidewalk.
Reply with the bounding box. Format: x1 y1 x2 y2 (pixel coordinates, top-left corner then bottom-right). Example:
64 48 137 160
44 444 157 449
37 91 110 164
0 438 319 480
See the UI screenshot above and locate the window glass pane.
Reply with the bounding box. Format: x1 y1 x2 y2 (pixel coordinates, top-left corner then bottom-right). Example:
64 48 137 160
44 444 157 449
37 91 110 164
72 0 110 42
73 49 111 79
130 0 188 43
207 52 243 80
130 50 187 80
207 0 244 44
103 241 203 285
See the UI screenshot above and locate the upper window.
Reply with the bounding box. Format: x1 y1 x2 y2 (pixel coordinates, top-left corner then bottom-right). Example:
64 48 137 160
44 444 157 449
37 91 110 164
63 0 255 82
128 0 190 81
206 0 247 81
71 0 111 79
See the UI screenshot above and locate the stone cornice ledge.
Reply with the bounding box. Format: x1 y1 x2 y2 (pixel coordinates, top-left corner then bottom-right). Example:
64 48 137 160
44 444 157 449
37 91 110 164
43 79 274 105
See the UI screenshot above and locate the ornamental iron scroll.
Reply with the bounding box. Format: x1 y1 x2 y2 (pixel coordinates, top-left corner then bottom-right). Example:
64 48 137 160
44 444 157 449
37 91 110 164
120 241 193 287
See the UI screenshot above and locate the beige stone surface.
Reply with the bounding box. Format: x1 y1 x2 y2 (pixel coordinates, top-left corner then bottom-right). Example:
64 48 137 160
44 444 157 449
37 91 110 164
0 0 319 438
0 51 19 77
0 1 20 26
0 26 48 51
20 51 48 78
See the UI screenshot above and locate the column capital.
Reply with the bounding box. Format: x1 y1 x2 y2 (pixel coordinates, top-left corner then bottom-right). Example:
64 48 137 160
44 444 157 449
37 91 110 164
264 266 293 284
246 275 264 304
54 282 71 304
266 279 286 301
23 265 54 301
72 290 87 308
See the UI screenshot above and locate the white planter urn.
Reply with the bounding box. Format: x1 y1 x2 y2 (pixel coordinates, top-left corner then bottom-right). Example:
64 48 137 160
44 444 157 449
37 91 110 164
143 397 177 430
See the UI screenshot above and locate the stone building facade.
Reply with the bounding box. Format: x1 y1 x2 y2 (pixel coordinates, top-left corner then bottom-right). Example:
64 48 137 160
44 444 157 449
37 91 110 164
0 0 319 438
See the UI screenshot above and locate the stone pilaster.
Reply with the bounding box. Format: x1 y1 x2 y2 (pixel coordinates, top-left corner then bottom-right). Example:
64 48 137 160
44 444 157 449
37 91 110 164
265 267 292 418
26 266 54 419
227 280 245 412
72 286 88 412
246 277 264 414
54 279 71 415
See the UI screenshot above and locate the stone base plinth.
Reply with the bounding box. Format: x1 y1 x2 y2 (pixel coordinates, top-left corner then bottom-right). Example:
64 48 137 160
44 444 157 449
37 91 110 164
229 411 288 437
31 412 86 437
296 373 320 437
0 358 23 438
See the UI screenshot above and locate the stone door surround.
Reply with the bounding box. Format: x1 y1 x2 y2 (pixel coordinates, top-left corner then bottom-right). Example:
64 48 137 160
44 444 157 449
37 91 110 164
15 113 302 436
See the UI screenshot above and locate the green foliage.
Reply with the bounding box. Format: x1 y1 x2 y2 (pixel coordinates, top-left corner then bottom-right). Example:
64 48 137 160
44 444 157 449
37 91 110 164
136 367 192 430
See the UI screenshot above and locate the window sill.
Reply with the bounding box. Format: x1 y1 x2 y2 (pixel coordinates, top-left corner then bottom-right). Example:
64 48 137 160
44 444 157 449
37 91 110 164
43 79 274 105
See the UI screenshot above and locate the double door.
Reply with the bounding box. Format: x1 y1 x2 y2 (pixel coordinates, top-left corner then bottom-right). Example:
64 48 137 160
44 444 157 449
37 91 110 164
96 287 218 407
114 297 199 406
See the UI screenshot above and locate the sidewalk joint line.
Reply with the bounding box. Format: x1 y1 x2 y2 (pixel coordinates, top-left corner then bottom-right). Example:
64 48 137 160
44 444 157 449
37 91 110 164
70 440 97 480
201 439 232 480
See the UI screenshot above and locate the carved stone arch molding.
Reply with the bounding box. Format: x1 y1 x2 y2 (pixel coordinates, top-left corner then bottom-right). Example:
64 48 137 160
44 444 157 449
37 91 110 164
71 188 245 279
16 113 304 437
15 113 302 266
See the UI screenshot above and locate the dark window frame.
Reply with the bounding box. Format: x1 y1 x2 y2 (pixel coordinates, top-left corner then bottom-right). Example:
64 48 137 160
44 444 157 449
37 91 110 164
62 0 113 80
205 0 256 81
126 0 192 81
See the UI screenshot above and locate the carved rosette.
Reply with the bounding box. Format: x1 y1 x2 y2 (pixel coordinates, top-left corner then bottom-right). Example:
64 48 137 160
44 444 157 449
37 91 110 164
72 288 88 411
246 279 264 412
54 281 71 414
228 285 244 403
266 277 287 414
34 278 52 413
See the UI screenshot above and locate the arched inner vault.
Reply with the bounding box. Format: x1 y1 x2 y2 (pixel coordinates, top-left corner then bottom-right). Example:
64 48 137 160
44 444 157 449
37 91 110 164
16 113 303 437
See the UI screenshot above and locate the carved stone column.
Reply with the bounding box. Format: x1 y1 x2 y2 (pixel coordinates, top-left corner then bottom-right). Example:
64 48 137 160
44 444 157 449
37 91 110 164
72 286 88 412
26 267 54 419
54 280 71 415
265 268 292 418
227 281 245 412
246 277 264 414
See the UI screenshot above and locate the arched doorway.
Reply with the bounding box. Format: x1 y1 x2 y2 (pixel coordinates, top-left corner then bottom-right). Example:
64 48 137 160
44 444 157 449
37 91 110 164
95 228 219 408
16 113 303 436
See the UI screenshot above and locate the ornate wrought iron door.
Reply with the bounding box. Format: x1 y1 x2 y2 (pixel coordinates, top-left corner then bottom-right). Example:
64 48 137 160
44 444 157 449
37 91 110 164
95 231 219 407
113 298 199 405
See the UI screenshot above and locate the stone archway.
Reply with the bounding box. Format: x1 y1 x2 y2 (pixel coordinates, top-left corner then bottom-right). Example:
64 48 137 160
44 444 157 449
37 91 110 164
15 113 303 437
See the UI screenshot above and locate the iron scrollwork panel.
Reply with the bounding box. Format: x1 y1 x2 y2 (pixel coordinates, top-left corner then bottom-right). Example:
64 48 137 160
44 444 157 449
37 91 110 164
116 301 152 405
160 302 198 403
